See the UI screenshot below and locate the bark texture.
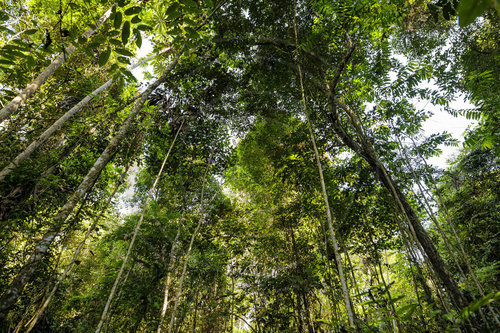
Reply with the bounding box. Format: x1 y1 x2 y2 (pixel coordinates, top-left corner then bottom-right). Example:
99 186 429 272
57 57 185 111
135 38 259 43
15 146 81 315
95 119 184 333
325 96 468 310
0 52 183 319
0 51 165 182
0 7 113 123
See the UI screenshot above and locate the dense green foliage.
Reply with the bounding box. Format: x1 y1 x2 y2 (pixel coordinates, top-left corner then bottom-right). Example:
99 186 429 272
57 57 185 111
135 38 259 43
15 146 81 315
0 0 499 332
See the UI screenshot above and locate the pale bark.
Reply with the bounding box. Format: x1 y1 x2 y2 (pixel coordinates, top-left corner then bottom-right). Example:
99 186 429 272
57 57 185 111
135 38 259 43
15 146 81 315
306 117 356 328
292 5 355 326
167 163 213 333
325 95 468 310
24 168 129 332
397 136 498 327
103 261 135 331
0 50 168 182
94 121 184 333
0 52 183 318
0 6 114 123
157 218 183 333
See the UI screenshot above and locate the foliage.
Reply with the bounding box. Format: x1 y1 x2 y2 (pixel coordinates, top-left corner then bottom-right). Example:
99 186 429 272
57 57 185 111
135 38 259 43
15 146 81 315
0 0 498 332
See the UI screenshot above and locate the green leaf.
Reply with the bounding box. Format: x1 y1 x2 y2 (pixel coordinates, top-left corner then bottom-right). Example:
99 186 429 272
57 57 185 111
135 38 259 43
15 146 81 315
387 295 405 306
170 27 182 35
166 3 180 17
117 0 130 7
134 29 142 48
114 11 122 29
107 63 119 74
0 11 9 21
121 21 131 45
458 0 494 27
109 38 122 46
136 24 152 31
181 0 198 8
184 6 201 14
117 56 130 64
89 35 106 48
184 26 199 40
26 55 35 68
183 17 197 26
460 291 500 319
124 6 142 16
24 29 38 35
78 36 87 45
482 136 495 149
98 47 111 66
4 50 27 58
120 67 137 81
131 15 141 24
88 41 101 49
398 304 418 321
114 48 134 57
0 58 15 65
12 40 29 48
0 26 15 34
106 30 120 37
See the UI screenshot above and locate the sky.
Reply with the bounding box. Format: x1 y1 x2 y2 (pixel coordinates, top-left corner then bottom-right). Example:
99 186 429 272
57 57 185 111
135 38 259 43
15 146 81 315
419 97 477 168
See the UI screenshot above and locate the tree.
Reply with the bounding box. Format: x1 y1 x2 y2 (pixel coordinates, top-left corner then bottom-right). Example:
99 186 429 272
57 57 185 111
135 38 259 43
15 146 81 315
1 0 499 331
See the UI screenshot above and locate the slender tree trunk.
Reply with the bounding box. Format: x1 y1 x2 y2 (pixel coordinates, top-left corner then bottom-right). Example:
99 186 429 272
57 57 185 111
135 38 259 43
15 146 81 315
291 4 355 326
396 140 493 328
0 51 167 182
377 251 401 333
324 96 468 310
341 238 368 321
157 217 183 333
302 294 315 333
0 52 183 319
95 120 184 333
167 161 213 333
192 287 200 333
24 167 130 332
230 276 235 332
406 135 500 325
105 261 136 331
0 181 97 322
0 6 114 123
395 215 435 306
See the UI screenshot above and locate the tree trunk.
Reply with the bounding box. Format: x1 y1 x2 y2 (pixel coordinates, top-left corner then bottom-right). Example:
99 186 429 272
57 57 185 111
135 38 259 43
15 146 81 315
0 52 183 319
0 6 114 123
192 287 200 333
95 120 184 333
24 167 129 332
0 51 167 182
167 161 213 333
292 6 356 325
157 217 183 333
324 96 469 310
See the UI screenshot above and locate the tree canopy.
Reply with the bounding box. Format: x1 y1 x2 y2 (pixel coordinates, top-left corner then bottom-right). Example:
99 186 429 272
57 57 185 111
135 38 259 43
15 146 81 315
0 0 499 332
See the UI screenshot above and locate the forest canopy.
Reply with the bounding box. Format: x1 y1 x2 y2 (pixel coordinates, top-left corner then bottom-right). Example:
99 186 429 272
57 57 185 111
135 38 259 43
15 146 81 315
0 0 499 332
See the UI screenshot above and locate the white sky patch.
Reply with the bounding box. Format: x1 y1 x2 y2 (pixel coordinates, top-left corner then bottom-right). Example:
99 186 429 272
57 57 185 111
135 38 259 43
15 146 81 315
389 52 478 169
422 99 477 168
116 164 141 216
412 81 477 169
131 35 154 86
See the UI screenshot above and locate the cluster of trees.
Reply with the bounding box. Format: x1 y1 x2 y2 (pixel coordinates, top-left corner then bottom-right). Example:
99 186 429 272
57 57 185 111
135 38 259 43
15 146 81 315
0 0 498 332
